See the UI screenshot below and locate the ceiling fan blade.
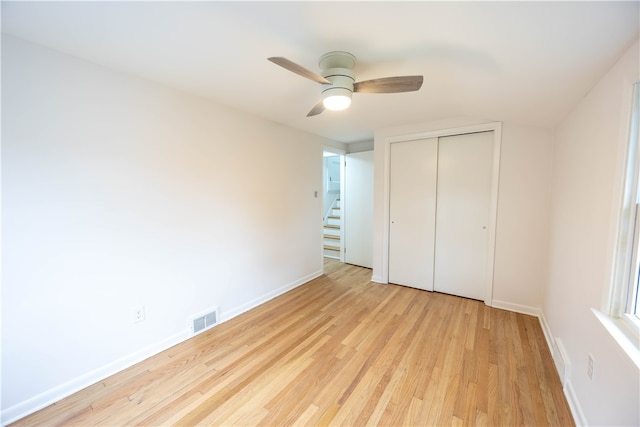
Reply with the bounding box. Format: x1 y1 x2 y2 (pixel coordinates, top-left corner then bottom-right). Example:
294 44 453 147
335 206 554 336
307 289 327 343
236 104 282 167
307 101 325 117
353 75 423 94
268 57 331 85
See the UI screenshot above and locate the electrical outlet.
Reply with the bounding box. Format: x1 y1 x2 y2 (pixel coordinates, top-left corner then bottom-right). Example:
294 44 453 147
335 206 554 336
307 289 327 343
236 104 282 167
132 305 145 324
587 353 594 380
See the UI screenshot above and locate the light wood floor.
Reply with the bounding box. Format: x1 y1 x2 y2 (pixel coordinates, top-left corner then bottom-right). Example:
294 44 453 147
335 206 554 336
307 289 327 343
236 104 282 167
14 259 574 426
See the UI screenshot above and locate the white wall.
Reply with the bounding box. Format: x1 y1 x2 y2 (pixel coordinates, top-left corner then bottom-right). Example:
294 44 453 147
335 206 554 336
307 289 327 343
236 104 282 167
344 151 374 269
545 41 639 426
1 36 336 422
346 140 374 153
373 118 553 310
494 123 553 308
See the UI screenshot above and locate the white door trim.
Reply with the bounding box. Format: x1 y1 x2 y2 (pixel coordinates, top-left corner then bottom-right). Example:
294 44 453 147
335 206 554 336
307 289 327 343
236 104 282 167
381 122 502 306
322 146 346 266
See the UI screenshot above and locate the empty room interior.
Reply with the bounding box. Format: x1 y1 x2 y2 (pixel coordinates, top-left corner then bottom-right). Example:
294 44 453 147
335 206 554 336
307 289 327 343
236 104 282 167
2 1 639 426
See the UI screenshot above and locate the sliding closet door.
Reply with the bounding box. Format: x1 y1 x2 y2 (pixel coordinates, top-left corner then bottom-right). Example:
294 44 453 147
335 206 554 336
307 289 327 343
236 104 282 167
388 138 437 291
434 131 493 300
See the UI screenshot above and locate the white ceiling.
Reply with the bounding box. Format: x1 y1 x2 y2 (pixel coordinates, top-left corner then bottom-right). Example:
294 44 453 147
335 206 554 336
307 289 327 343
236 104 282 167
2 1 638 143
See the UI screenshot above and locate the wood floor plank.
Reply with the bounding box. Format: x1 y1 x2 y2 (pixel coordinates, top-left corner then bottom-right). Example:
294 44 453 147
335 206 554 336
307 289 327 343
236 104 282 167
292 403 319 426
332 298 429 426
363 357 408 426
11 259 574 427
216 326 332 423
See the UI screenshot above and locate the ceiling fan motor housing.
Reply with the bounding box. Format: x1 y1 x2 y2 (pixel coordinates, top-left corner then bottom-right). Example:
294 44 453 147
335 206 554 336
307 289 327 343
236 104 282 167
319 51 356 99
321 68 355 96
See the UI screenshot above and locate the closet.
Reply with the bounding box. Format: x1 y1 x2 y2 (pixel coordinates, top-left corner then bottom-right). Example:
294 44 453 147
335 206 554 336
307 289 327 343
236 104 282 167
388 131 495 301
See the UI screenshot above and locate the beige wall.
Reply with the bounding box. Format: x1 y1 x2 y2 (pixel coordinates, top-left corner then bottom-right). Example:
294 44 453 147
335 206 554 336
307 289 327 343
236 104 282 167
546 41 639 426
1 36 336 421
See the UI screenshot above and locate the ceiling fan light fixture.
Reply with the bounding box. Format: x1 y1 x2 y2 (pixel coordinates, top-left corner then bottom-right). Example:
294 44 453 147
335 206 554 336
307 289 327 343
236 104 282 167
268 51 423 117
323 95 352 111
322 87 352 111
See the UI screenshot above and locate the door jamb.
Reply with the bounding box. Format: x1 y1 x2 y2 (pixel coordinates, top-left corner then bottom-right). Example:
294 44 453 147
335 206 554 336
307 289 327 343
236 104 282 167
322 146 346 269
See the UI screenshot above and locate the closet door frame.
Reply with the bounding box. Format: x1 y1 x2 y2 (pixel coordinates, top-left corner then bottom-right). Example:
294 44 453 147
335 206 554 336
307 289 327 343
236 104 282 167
381 122 502 306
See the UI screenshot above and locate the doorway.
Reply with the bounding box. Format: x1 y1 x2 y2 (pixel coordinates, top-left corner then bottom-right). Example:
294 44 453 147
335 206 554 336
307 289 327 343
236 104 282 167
322 150 344 261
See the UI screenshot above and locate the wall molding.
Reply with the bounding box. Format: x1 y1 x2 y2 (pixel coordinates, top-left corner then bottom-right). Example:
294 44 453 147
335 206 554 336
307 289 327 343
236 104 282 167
1 330 189 426
490 299 542 317
1 269 323 426
538 313 587 426
491 300 587 426
564 378 588 426
219 270 323 322
371 275 386 284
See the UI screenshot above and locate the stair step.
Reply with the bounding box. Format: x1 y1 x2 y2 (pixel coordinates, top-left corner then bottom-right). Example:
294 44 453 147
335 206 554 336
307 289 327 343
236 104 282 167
326 196 342 254
327 218 340 226
324 228 340 237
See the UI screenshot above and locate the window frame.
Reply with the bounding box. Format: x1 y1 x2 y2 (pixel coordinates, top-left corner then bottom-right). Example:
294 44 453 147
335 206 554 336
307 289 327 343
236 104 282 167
599 81 640 369
627 204 640 317
619 82 640 317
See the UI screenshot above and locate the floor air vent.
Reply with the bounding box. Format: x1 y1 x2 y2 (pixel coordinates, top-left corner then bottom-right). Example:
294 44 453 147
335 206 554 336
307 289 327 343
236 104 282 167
191 308 218 335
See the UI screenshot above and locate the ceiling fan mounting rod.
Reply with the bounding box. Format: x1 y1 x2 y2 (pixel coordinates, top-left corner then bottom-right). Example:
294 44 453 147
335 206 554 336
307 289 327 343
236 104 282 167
319 51 356 70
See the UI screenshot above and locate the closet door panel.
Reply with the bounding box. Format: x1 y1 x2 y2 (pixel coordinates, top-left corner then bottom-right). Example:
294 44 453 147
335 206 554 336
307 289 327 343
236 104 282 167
388 138 437 291
434 131 493 300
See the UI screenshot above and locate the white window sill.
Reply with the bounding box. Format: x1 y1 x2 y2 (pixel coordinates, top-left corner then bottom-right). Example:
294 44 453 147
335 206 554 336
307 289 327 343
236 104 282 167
592 308 640 369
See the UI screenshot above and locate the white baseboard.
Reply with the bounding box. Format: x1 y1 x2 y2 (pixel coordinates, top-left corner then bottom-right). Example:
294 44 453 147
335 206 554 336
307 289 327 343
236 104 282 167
490 299 542 317
538 317 587 426
564 379 588 426
553 336 571 387
537 312 573 387
219 269 322 322
491 300 587 425
537 310 556 355
371 275 386 284
1 330 190 426
1 269 323 426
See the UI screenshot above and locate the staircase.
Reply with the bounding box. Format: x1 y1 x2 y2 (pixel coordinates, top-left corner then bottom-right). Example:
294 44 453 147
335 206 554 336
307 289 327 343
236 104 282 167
323 199 341 259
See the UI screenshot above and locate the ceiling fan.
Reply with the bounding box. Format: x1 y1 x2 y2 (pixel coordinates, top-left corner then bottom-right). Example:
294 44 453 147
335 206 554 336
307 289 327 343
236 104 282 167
268 51 423 117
